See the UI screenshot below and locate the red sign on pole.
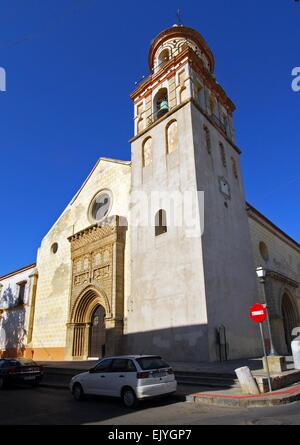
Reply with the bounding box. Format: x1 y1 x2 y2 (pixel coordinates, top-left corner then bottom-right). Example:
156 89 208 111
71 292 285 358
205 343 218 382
249 304 267 323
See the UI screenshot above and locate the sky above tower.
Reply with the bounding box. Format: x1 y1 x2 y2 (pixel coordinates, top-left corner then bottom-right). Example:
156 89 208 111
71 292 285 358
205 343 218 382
0 0 299 274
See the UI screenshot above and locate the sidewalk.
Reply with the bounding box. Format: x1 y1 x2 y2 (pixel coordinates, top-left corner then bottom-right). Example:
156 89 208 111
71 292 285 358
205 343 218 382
187 382 300 408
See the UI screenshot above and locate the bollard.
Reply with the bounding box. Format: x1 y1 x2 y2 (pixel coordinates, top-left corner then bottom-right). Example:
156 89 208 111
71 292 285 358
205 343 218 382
291 334 300 370
235 366 260 395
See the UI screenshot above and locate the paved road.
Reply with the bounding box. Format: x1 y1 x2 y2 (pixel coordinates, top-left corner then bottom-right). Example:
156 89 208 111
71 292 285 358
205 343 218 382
1 386 300 425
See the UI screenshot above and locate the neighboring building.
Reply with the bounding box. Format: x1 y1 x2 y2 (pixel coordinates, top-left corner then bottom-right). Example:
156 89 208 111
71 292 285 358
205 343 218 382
1 24 299 362
0 263 38 358
247 204 300 354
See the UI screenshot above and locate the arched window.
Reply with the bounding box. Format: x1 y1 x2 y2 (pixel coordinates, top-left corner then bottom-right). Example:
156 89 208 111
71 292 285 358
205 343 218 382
178 70 187 103
196 85 205 110
136 102 144 134
137 118 144 134
209 95 215 115
203 125 211 153
219 142 226 167
166 120 178 154
222 113 229 135
155 209 167 236
231 157 238 179
158 49 170 68
142 137 152 167
259 241 269 261
154 88 169 121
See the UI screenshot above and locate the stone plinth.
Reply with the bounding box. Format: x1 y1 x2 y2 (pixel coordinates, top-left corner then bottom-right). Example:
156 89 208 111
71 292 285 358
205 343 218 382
263 356 287 374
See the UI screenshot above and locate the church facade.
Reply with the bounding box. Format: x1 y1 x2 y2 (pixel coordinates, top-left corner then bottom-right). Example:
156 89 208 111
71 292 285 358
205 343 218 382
1 25 299 363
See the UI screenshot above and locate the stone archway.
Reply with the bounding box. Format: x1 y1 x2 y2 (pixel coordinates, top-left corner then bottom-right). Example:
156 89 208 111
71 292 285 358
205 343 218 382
282 293 298 354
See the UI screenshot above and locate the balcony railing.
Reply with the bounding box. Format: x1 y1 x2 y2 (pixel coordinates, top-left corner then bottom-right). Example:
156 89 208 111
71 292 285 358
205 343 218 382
146 106 170 126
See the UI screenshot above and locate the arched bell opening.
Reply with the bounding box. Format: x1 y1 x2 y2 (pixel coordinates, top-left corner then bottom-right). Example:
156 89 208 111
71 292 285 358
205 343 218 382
153 88 169 121
157 48 170 69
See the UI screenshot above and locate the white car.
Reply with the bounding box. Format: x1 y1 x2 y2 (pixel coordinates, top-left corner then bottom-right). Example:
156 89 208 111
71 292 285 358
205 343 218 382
69 355 177 408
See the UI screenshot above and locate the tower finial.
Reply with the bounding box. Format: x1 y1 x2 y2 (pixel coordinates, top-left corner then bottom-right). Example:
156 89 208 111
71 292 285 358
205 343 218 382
176 9 183 26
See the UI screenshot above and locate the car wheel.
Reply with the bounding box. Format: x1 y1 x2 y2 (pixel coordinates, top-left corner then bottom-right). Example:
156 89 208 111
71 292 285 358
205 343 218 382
31 380 40 387
122 387 138 408
0 377 4 390
73 383 84 401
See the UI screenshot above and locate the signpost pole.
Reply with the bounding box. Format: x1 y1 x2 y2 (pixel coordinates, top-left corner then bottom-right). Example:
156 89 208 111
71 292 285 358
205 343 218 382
259 322 272 393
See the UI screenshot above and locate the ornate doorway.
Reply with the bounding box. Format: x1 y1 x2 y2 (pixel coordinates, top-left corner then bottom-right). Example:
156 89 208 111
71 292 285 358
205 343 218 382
89 305 106 358
65 217 126 361
282 293 298 353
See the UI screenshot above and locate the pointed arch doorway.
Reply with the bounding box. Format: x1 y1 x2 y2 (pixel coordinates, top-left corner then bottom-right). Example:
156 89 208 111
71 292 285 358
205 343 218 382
89 305 106 359
282 293 298 354
69 287 111 360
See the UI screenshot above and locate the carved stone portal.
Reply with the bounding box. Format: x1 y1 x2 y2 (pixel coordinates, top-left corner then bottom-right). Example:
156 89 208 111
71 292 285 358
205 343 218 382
65 216 126 360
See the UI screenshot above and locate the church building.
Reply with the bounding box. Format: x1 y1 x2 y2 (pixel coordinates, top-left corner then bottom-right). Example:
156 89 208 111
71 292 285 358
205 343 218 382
1 24 299 363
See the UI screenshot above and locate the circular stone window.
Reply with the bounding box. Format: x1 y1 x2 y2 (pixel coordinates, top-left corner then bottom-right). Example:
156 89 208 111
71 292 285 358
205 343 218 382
259 241 269 261
51 242 58 254
89 190 112 223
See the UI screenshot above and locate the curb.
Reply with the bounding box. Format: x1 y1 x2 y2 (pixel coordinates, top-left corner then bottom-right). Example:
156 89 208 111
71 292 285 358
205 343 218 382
187 384 300 408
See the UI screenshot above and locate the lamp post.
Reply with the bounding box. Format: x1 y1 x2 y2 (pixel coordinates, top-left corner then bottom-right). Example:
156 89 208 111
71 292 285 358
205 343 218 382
256 266 278 356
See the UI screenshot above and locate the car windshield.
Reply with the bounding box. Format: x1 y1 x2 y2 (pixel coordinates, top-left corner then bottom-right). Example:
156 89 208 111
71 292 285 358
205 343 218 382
136 356 169 370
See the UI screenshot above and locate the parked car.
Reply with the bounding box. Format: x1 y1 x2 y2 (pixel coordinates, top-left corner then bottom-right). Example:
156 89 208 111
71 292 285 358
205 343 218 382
70 355 177 408
0 358 44 389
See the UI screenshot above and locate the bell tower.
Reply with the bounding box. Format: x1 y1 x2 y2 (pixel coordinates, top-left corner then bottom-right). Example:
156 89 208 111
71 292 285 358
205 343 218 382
127 25 260 362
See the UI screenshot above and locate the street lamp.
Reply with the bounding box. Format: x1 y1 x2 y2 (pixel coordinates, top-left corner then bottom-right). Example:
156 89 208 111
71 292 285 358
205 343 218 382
256 266 279 356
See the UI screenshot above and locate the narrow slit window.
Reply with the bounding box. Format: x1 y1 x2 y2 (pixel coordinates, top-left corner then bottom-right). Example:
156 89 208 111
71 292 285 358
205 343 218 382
155 209 167 236
219 142 227 167
203 125 211 153
231 157 239 179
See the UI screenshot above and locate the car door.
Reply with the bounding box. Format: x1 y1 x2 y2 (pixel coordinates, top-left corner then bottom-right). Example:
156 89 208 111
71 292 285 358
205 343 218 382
87 358 112 395
109 359 137 397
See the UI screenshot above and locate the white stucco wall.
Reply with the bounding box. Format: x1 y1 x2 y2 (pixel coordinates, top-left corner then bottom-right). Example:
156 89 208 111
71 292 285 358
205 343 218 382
191 103 262 361
31 159 131 358
0 265 36 351
129 102 209 362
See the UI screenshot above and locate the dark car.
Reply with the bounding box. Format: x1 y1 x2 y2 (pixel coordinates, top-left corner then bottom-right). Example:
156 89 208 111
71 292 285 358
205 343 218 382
0 358 44 389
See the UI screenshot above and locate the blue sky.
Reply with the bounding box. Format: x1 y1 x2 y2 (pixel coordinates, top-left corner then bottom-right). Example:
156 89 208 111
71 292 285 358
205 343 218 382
0 0 299 275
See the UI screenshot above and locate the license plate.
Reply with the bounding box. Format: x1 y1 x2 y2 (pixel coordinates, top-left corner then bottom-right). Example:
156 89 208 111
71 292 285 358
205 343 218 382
152 371 167 378
24 376 35 381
